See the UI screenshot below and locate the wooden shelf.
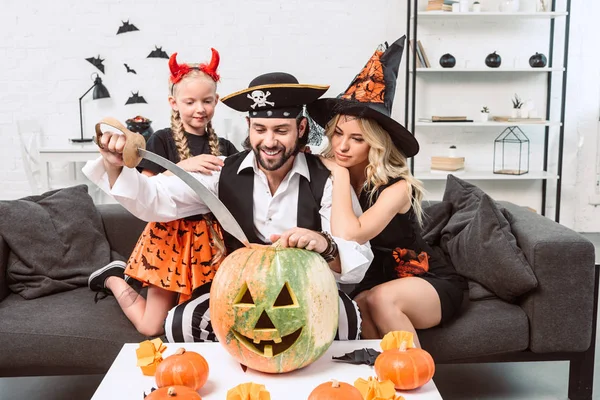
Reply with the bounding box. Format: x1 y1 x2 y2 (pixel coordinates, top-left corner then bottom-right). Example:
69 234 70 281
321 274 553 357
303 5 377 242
415 170 559 181
416 11 568 19
416 121 562 127
413 67 564 73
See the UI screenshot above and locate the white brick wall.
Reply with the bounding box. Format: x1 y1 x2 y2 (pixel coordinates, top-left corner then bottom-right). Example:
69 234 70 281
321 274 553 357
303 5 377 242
1 0 599 231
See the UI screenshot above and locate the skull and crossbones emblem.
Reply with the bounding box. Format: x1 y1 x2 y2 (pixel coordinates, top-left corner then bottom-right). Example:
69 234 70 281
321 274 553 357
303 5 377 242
247 90 275 109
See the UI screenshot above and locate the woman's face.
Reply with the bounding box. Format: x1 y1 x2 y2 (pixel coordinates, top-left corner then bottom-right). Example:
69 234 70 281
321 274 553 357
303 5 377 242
330 115 370 168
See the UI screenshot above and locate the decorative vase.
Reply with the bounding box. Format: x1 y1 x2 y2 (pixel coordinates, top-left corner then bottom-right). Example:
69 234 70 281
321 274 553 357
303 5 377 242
511 109 519 118
480 113 490 122
460 0 469 12
472 3 482 12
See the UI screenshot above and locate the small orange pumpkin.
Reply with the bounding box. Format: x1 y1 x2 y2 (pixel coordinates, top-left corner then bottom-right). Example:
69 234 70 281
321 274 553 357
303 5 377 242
374 331 435 390
145 385 202 399
308 379 363 400
155 348 209 391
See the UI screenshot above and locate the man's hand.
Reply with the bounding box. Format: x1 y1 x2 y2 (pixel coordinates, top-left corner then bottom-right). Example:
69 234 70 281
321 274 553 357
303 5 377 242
98 130 127 168
177 154 224 175
270 228 328 253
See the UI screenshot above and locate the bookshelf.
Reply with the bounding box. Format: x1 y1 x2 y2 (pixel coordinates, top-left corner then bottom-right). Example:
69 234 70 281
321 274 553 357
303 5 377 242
404 1 571 221
413 67 565 72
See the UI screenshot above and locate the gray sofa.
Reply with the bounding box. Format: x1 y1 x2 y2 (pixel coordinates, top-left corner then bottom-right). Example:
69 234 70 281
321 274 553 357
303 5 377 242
0 180 596 399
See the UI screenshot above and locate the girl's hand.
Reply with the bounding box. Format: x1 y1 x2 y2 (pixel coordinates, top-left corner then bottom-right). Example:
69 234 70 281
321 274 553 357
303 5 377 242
177 154 224 175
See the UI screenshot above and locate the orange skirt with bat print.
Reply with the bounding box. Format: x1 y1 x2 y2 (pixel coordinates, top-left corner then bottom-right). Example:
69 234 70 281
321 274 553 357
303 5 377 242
125 214 226 304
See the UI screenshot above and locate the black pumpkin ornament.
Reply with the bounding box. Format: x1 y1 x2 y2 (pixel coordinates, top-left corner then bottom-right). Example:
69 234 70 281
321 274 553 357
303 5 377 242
440 53 456 68
529 53 548 68
485 52 502 68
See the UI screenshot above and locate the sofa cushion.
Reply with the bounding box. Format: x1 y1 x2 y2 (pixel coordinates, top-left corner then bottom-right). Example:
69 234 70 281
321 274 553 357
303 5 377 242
419 298 529 361
0 185 113 299
0 288 146 375
447 194 538 302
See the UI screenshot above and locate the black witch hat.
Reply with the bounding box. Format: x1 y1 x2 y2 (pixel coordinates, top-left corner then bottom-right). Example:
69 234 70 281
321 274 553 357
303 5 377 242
306 36 419 157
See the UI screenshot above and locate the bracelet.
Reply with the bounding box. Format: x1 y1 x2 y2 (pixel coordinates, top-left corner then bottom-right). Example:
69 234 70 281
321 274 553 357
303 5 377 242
318 231 339 263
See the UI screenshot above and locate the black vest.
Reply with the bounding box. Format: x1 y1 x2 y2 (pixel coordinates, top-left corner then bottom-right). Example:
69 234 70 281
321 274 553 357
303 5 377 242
218 150 330 253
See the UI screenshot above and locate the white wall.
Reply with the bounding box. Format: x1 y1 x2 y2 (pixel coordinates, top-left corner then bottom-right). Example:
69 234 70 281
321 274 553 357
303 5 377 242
0 0 598 231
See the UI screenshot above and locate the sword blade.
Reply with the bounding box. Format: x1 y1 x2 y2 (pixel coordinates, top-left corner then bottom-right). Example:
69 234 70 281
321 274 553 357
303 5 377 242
138 148 250 247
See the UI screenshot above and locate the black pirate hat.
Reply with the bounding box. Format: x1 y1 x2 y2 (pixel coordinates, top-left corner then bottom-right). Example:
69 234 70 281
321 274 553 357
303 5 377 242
221 72 329 119
306 36 419 157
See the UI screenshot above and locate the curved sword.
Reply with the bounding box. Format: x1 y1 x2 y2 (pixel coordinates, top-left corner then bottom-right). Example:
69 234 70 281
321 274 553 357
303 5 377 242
95 117 250 248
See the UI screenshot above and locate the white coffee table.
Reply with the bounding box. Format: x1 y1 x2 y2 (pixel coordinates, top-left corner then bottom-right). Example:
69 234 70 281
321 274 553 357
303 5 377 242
91 340 443 399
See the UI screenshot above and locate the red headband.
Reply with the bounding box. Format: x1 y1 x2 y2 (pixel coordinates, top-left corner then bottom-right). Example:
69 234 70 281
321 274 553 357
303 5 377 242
169 49 220 84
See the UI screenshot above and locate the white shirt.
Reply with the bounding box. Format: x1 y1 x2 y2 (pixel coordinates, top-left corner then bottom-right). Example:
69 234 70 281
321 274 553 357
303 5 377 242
83 152 373 284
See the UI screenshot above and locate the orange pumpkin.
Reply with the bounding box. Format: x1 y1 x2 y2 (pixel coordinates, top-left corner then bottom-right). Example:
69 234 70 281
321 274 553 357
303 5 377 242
374 337 435 390
308 380 363 400
145 385 202 399
155 348 209 391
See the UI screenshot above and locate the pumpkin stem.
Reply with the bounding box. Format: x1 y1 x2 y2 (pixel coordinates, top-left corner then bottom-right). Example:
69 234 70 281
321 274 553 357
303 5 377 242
400 341 408 352
168 387 177 396
331 379 340 388
175 348 186 355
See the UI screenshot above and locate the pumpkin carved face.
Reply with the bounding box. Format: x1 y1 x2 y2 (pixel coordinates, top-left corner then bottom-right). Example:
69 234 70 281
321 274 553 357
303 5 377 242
210 244 339 373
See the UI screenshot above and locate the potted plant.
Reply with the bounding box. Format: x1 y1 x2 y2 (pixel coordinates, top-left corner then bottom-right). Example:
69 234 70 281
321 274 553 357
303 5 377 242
472 1 482 12
480 106 490 121
511 94 523 118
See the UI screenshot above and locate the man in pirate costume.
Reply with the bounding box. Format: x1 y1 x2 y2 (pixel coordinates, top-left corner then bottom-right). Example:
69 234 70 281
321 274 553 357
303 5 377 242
83 72 373 342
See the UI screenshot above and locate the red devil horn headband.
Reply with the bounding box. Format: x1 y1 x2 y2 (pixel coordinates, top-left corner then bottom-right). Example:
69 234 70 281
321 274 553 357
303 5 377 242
169 49 220 85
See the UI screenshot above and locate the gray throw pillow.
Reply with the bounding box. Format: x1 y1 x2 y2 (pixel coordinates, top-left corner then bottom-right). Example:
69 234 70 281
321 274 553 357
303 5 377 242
468 280 497 301
441 175 487 239
447 194 538 303
422 201 453 246
0 235 9 302
0 185 112 299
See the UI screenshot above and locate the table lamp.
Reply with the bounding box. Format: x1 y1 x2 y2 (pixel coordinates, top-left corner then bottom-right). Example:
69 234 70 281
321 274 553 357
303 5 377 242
73 73 110 143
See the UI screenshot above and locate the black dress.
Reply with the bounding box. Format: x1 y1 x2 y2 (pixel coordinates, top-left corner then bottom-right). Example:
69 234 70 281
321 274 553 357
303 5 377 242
351 177 466 324
136 128 238 174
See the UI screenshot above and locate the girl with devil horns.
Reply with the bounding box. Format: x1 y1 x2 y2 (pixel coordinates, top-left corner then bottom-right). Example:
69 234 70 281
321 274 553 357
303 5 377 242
309 37 466 347
87 49 238 337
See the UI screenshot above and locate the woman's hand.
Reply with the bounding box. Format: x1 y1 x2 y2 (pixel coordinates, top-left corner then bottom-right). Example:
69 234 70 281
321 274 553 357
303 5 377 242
177 154 224 175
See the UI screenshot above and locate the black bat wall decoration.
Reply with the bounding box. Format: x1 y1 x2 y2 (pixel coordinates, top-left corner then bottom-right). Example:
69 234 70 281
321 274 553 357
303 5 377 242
124 63 137 74
147 46 169 59
117 20 139 35
125 92 147 105
86 55 105 73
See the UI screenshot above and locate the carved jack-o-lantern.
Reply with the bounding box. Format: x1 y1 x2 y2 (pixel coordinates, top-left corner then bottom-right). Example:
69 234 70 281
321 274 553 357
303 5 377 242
209 244 339 373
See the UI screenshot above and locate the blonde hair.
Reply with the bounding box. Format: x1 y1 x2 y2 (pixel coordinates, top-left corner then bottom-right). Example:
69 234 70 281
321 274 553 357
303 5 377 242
323 114 425 225
169 68 221 161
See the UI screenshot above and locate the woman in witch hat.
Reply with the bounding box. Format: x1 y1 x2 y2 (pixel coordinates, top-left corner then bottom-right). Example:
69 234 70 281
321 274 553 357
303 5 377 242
308 36 466 346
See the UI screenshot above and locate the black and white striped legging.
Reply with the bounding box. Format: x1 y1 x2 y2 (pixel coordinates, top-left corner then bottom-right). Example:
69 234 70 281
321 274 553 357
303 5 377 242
164 282 361 343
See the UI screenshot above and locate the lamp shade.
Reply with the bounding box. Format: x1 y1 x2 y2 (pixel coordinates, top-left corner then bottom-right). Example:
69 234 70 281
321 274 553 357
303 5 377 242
92 76 110 99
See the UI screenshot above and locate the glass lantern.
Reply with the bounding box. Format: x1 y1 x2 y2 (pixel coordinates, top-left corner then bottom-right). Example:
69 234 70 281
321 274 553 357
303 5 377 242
493 126 530 175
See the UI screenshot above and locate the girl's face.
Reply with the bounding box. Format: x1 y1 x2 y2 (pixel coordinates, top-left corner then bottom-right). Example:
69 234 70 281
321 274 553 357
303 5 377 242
169 76 218 135
330 115 370 168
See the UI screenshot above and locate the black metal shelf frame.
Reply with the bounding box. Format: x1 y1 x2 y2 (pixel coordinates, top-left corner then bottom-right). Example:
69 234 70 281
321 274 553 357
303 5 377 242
404 0 572 222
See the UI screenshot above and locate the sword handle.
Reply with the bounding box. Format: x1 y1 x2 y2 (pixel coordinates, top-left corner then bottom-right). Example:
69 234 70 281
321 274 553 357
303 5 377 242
94 117 147 168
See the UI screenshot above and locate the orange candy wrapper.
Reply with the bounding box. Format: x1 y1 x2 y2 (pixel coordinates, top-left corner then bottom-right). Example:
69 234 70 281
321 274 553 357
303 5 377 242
354 377 405 400
380 331 415 351
226 382 271 400
136 338 167 376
